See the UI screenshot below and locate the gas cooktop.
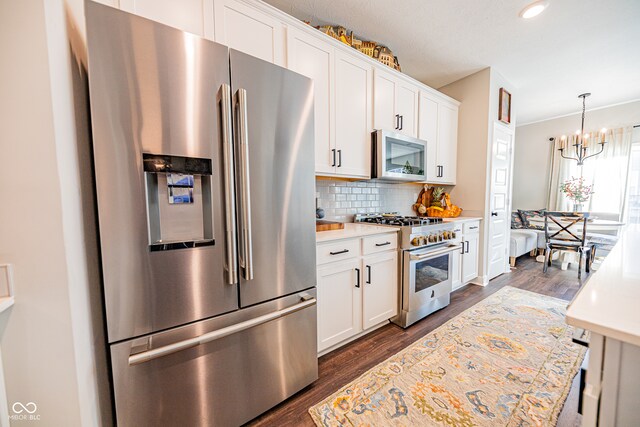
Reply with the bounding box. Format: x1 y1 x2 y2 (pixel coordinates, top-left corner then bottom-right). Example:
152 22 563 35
354 213 443 227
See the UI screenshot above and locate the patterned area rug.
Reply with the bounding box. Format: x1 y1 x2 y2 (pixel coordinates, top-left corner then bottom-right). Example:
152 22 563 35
309 287 586 426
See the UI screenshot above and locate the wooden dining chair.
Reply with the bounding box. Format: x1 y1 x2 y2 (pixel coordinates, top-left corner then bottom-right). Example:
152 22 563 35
543 211 595 279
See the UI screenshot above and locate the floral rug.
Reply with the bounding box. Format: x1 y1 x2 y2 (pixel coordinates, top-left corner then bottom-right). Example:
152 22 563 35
309 287 586 427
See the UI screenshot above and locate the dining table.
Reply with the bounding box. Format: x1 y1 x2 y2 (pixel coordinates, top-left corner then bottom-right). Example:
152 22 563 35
530 217 626 270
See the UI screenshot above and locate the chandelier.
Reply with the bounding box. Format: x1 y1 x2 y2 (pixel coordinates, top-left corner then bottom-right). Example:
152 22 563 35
557 93 608 166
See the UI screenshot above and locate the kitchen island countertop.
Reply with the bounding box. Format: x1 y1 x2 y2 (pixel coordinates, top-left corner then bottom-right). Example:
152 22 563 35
566 225 640 346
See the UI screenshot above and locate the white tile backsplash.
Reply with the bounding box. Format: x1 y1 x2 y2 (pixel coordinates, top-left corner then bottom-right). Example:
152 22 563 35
316 178 423 222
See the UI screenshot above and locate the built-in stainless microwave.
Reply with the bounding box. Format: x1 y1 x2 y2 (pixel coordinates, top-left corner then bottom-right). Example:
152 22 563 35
371 130 426 182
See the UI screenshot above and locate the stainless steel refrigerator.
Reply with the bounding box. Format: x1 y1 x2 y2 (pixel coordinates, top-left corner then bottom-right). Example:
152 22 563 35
85 2 317 426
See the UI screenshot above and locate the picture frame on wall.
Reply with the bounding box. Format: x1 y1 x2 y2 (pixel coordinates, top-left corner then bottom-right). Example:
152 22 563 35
499 88 511 124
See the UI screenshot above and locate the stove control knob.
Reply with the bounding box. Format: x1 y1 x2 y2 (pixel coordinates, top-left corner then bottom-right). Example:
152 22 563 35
411 236 421 246
452 231 457 239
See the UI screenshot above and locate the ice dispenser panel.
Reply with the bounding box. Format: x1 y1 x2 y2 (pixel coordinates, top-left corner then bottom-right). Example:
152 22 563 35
143 154 214 251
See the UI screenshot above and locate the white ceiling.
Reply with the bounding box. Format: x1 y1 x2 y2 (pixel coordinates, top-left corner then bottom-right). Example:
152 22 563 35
264 0 640 124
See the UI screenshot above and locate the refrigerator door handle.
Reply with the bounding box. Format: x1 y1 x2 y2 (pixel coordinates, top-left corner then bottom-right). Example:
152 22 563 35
220 84 238 285
235 88 254 281
128 297 317 366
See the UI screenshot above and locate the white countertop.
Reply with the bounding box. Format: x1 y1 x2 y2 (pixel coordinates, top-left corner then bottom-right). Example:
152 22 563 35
316 223 400 243
443 216 483 224
566 225 640 346
0 296 14 314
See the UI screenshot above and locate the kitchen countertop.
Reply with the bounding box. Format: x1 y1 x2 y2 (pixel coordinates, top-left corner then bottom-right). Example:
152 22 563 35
566 225 640 346
0 296 14 314
443 216 483 224
316 223 400 243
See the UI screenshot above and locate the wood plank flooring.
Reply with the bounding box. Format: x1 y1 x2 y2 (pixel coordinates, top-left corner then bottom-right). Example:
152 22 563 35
247 256 587 426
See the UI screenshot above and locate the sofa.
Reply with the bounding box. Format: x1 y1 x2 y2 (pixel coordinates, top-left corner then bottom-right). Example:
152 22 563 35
509 209 547 267
509 229 539 267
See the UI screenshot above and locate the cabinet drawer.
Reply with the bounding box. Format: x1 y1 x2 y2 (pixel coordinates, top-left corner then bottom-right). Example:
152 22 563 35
317 238 360 265
362 233 398 255
463 221 480 234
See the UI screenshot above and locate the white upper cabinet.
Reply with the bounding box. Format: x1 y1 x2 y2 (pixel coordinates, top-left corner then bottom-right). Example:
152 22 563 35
213 0 284 65
119 0 214 39
395 82 419 138
373 70 396 131
286 27 335 175
373 68 419 138
286 29 371 178
418 91 458 184
418 93 439 182
334 51 372 178
437 103 458 184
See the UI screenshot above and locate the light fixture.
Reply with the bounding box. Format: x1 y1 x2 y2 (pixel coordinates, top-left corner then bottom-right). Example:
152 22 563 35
519 1 548 19
557 93 608 166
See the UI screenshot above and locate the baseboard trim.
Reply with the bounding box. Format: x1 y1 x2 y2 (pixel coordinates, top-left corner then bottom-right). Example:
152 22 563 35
317 320 391 357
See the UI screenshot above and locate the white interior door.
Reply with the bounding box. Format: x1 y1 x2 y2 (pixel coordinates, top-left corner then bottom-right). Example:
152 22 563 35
488 123 514 280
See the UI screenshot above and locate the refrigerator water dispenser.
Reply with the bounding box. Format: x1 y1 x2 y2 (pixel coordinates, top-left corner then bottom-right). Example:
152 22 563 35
143 153 214 251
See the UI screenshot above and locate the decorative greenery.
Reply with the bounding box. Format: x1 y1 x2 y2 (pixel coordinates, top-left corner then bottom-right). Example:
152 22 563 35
560 176 593 203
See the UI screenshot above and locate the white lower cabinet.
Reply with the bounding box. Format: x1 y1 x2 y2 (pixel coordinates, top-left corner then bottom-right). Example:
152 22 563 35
461 221 480 284
317 258 362 351
316 233 398 354
362 251 398 330
451 220 480 289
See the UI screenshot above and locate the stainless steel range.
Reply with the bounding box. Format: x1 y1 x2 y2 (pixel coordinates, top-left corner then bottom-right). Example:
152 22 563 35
355 213 459 328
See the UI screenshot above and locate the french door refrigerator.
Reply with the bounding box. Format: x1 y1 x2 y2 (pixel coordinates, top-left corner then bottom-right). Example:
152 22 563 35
85 2 317 426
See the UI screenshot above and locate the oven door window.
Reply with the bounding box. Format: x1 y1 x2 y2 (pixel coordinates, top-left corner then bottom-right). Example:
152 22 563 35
385 136 424 176
415 253 449 292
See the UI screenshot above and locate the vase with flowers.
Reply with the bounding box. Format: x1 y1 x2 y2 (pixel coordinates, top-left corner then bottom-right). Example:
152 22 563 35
559 176 593 212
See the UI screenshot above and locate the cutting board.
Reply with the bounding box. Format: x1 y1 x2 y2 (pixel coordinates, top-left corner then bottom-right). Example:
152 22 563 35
316 220 344 232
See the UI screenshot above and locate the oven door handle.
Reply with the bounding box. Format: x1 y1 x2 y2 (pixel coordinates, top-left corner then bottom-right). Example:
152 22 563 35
410 245 458 261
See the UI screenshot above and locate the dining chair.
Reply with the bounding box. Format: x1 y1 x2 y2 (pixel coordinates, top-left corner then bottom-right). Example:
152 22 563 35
543 211 596 279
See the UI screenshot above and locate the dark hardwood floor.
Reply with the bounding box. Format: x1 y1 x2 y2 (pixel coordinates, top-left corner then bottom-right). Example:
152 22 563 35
248 255 587 427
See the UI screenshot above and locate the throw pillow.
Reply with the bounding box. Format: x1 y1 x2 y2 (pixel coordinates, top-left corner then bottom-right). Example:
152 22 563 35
518 209 547 230
511 211 525 229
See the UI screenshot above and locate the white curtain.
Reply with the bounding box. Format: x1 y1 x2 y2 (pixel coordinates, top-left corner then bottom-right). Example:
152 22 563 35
548 126 633 217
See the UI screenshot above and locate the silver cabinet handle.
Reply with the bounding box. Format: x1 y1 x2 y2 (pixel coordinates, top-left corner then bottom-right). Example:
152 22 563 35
235 88 253 281
128 297 317 366
220 84 237 285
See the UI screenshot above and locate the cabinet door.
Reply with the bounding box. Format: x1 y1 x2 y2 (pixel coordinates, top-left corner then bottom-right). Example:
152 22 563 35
373 68 396 131
418 93 439 182
317 259 362 352
213 0 284 65
462 234 479 283
395 81 419 138
437 104 458 184
334 51 372 178
120 0 214 39
287 28 335 175
362 251 398 330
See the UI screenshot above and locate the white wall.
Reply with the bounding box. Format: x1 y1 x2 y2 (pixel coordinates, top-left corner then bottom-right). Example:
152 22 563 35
439 67 517 284
0 0 111 425
513 100 640 210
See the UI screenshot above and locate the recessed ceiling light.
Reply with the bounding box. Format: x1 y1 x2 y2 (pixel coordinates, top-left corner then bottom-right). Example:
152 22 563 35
519 1 548 19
